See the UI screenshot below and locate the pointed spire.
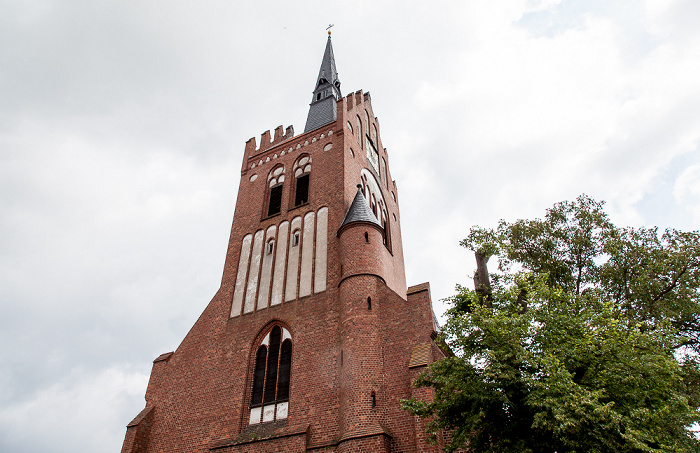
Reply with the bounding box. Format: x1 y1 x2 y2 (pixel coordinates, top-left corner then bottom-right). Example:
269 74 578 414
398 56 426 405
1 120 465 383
339 185 382 232
304 35 342 133
315 35 340 92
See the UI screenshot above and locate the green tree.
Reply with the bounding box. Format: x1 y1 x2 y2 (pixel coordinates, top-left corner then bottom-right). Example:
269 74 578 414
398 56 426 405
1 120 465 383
403 195 700 452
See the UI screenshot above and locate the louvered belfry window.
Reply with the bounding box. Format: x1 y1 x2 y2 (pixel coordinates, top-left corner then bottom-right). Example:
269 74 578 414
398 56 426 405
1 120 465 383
249 325 292 424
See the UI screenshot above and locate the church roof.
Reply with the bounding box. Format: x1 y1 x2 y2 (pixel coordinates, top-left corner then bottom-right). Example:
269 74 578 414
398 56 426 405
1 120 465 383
339 185 382 230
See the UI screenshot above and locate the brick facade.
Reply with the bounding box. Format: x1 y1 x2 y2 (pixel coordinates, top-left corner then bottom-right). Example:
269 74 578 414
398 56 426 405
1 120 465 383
122 38 444 453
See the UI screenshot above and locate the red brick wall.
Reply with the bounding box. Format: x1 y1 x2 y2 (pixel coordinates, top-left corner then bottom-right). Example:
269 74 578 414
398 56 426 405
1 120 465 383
122 95 441 453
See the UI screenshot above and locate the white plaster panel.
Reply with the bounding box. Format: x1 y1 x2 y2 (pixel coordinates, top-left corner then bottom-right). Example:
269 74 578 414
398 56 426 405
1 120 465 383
262 404 276 422
249 407 262 425
314 207 328 293
276 402 288 419
282 327 291 341
299 211 315 298
271 221 289 306
244 230 265 314
231 234 253 317
257 225 277 311
285 217 302 301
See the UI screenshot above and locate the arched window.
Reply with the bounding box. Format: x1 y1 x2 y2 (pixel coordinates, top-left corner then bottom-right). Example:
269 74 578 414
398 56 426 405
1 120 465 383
382 210 392 252
356 115 362 149
250 325 292 425
266 166 285 217
382 157 388 188
293 155 312 207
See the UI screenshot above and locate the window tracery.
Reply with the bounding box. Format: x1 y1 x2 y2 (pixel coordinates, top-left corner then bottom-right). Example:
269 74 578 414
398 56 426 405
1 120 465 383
266 165 285 217
293 155 312 207
249 325 292 424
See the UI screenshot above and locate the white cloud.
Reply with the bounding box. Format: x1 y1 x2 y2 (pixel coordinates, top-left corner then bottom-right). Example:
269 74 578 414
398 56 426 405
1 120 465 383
0 366 148 452
1 0 699 451
674 164 700 225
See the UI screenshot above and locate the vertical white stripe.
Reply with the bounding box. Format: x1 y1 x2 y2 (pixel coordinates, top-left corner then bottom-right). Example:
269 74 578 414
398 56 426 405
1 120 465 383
285 216 302 301
231 233 253 317
314 207 328 293
299 211 315 297
257 225 277 311
244 230 265 314
271 221 289 306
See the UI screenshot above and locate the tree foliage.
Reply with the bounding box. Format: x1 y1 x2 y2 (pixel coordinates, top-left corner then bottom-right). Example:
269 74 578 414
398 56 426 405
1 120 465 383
404 195 700 452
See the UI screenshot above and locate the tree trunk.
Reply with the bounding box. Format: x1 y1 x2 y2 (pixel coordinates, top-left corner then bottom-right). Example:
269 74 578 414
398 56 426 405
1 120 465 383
473 252 492 307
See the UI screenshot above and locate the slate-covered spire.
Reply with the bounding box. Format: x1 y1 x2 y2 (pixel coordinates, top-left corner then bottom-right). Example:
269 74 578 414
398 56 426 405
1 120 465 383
339 185 382 232
304 34 342 133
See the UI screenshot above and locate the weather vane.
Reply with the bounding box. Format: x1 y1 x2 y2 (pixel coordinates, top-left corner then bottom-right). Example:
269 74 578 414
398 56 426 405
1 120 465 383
327 24 334 35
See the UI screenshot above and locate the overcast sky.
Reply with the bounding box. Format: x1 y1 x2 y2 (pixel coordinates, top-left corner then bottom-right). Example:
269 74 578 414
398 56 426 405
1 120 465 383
1 1 699 451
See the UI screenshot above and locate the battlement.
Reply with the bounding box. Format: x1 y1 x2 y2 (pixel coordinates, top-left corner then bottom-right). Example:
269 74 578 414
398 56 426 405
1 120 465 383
245 125 295 158
345 90 372 111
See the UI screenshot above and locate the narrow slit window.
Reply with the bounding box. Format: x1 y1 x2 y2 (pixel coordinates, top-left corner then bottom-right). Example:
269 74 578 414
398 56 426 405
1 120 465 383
251 346 267 406
371 391 376 408
292 231 300 247
367 297 372 310
364 232 369 243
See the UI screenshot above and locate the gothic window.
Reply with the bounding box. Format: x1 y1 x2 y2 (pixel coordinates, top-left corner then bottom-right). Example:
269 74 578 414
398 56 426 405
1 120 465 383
382 210 392 252
356 115 362 149
266 166 285 217
250 325 292 425
382 157 388 188
293 155 312 207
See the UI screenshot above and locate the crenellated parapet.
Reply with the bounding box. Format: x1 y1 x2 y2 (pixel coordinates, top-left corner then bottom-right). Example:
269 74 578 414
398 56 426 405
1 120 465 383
343 89 372 112
243 125 295 167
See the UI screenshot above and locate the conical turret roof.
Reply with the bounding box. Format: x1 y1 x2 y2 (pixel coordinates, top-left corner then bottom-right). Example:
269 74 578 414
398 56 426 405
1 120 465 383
339 186 382 231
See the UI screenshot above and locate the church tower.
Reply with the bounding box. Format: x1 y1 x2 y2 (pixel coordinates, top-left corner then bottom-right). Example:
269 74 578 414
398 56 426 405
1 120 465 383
122 34 444 453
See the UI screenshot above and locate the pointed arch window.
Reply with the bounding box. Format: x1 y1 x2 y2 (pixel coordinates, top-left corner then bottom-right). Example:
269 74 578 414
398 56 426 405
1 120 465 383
250 325 292 424
266 166 285 217
293 155 312 207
